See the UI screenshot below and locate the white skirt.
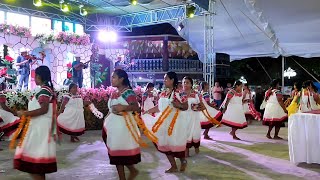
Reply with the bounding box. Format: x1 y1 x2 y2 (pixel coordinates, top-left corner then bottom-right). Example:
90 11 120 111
221 103 247 129
57 107 85 136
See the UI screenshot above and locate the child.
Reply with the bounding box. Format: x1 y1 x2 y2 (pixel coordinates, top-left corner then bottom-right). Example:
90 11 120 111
14 66 57 180
102 69 141 180
57 83 86 142
221 81 247 140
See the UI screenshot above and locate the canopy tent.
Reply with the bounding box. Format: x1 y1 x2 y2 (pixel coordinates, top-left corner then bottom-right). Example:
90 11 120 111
173 0 320 61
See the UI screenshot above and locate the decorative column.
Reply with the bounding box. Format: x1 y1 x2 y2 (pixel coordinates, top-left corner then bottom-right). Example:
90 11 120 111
162 36 169 71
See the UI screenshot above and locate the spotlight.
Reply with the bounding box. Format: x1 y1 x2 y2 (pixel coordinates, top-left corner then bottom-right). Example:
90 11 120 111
98 30 117 43
186 5 196 18
60 0 69 12
130 0 138 5
33 0 42 7
79 5 88 16
177 23 184 31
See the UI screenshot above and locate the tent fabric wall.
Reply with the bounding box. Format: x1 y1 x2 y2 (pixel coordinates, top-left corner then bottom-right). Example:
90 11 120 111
173 0 320 61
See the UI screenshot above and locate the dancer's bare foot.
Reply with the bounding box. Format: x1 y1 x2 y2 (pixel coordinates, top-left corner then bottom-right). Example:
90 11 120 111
70 137 77 142
273 136 283 140
180 160 187 172
266 134 272 139
165 167 178 173
75 137 80 141
128 168 139 180
233 136 241 140
195 148 200 154
204 135 212 140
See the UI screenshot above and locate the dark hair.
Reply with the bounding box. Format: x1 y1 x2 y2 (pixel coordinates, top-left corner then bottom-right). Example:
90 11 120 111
146 82 154 89
233 80 242 88
183 76 193 87
302 80 313 89
166 71 178 89
35 66 54 91
293 82 302 90
244 83 249 87
114 69 132 89
200 81 208 91
270 79 281 89
69 83 78 92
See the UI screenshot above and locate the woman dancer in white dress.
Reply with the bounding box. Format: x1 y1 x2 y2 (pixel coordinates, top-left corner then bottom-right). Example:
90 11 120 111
57 83 86 142
14 66 57 180
102 69 141 180
145 71 189 173
299 80 320 112
141 83 158 128
199 82 222 140
0 87 20 140
221 81 247 140
182 76 202 157
263 79 287 139
243 83 261 122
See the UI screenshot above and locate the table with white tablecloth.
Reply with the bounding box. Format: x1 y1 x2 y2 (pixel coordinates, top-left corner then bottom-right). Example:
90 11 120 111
288 113 320 164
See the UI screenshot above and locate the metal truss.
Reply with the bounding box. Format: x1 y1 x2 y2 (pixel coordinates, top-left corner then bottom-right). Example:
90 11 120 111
85 3 206 31
85 24 132 32
203 0 215 94
0 3 86 24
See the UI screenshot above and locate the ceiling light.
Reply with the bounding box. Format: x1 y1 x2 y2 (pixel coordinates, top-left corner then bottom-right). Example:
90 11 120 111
186 5 196 18
130 0 138 6
98 30 118 43
60 0 69 12
33 0 42 7
79 5 88 16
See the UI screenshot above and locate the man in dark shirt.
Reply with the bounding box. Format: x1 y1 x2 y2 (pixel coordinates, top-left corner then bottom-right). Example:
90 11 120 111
72 54 88 88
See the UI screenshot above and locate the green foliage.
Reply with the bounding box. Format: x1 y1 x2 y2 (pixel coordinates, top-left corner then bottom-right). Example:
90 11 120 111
90 62 108 87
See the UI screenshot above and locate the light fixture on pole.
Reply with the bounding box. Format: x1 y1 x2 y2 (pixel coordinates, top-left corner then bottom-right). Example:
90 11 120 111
239 76 247 83
284 67 297 79
33 0 42 7
177 23 184 31
60 0 70 12
79 5 88 16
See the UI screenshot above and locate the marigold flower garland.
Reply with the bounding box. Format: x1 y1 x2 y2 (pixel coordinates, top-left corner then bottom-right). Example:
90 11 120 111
123 112 148 147
9 115 31 150
202 109 221 127
151 106 172 133
168 109 179 136
133 113 158 143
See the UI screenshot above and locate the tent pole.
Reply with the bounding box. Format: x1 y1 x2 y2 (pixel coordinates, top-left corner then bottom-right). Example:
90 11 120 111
282 56 285 93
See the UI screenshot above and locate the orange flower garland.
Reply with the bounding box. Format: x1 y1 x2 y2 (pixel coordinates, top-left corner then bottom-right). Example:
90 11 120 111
202 109 221 127
133 113 158 143
151 106 172 133
123 112 148 147
168 109 180 136
9 115 31 150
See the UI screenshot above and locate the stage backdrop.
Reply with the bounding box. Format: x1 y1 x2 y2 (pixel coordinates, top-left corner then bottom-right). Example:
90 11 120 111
0 32 92 88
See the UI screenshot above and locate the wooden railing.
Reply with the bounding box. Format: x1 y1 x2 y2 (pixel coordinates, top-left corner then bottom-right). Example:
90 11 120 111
126 58 203 72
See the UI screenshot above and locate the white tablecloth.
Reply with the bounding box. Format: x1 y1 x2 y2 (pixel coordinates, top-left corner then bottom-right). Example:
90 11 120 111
288 113 320 164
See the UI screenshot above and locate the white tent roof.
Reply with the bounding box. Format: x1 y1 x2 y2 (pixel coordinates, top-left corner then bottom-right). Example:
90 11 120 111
174 0 320 61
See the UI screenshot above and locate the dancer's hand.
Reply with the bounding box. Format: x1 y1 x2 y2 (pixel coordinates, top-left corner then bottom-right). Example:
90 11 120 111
112 104 126 114
172 101 181 109
17 111 25 117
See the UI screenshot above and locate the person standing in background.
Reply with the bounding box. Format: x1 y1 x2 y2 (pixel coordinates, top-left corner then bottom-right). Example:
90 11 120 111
72 54 88 88
15 48 32 91
212 82 223 107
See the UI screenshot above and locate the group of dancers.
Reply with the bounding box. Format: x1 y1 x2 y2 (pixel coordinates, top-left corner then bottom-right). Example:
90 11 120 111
1 67 316 180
